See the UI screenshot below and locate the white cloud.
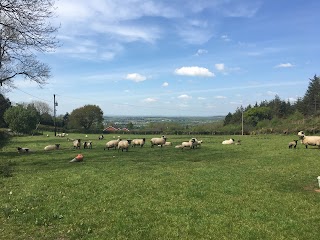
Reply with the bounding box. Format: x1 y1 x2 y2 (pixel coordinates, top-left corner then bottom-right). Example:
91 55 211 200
215 63 225 71
143 97 157 103
162 82 169 87
195 49 208 56
221 35 231 42
174 66 214 77
125 73 147 82
198 97 206 100
215 96 227 99
178 94 192 100
275 63 294 68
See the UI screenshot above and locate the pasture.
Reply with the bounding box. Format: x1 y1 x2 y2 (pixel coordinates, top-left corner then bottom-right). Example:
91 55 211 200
1 133 320 239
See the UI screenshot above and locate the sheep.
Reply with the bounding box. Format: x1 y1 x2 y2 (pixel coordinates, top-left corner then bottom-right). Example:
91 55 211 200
131 138 146 147
190 138 202 148
104 139 121 150
98 135 104 140
44 144 60 151
83 141 93 149
17 147 30 153
73 139 81 149
298 131 320 148
117 139 132 152
288 140 298 149
150 136 167 147
222 138 235 145
175 138 196 150
164 141 172 146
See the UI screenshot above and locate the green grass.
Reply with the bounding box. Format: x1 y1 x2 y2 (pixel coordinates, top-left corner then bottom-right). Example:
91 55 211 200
1 133 320 239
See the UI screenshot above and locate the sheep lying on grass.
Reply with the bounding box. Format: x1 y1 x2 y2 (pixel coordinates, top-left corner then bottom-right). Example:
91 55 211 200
17 147 30 153
190 138 202 148
118 140 132 152
132 138 146 147
298 131 320 148
222 138 234 145
151 136 166 147
98 135 104 140
175 138 196 150
44 144 60 151
288 140 298 149
104 139 121 150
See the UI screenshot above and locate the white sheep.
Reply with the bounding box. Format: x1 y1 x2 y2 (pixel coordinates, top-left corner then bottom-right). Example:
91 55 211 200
73 139 81 149
288 140 298 149
44 144 60 151
131 138 146 147
190 138 202 148
150 136 167 147
298 131 320 148
164 141 172 146
104 139 121 150
222 138 234 145
17 147 30 153
98 135 104 140
83 141 93 149
118 139 132 152
175 138 196 149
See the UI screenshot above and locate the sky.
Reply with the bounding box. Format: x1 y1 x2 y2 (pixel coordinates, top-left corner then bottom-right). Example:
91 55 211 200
4 0 320 117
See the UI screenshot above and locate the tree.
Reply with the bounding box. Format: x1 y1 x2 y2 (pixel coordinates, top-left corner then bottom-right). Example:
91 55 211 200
4 104 40 134
69 105 104 130
0 93 11 127
244 106 271 126
30 100 52 115
0 0 59 88
302 75 320 116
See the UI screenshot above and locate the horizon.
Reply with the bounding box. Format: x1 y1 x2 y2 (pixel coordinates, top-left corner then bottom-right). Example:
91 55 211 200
3 0 320 116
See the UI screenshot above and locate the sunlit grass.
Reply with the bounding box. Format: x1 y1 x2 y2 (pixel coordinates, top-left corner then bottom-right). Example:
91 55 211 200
1 132 320 239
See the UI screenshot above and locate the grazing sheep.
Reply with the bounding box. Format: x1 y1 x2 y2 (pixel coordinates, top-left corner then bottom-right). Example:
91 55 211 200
150 136 167 147
132 138 146 147
98 135 104 140
288 140 298 149
73 139 81 149
104 139 121 150
298 131 320 148
118 140 132 152
222 138 235 145
17 147 30 153
175 138 196 149
44 144 60 151
83 141 93 149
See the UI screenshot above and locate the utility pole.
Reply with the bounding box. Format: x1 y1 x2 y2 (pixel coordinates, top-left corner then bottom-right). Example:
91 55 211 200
54 94 58 136
241 106 244 136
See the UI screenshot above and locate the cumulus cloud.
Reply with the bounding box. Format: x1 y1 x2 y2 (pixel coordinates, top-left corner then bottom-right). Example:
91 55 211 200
143 97 157 103
178 94 192 100
215 63 225 71
125 73 147 82
275 63 294 68
162 82 169 87
174 66 214 77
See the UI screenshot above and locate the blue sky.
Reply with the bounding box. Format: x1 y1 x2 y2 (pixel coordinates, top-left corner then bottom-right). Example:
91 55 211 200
6 0 320 116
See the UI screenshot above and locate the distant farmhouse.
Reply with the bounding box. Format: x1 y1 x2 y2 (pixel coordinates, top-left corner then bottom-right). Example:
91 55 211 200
103 126 130 134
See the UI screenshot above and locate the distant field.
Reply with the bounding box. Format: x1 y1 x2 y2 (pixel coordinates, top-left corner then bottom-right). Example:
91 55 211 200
1 133 320 239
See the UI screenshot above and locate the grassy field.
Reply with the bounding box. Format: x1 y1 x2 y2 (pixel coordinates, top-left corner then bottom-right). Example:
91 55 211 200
1 132 320 239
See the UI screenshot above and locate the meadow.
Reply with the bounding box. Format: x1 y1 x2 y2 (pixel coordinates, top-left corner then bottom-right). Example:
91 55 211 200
1 133 320 239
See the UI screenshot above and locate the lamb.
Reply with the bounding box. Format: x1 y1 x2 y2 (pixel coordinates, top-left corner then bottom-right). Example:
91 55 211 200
288 140 298 149
131 138 146 147
83 141 93 149
222 138 234 145
73 139 81 149
104 139 121 150
118 139 132 152
150 136 166 147
175 138 196 149
298 131 320 148
17 147 30 153
44 144 60 151
164 141 172 146
98 135 104 140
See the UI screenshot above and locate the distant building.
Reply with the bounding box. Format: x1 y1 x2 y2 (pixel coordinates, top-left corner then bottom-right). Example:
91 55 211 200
103 126 130 133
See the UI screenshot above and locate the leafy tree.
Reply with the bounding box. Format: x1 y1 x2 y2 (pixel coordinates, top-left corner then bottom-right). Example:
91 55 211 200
0 0 59 89
69 105 104 130
301 75 320 116
0 93 11 127
244 106 271 126
4 104 40 134
30 100 52 115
